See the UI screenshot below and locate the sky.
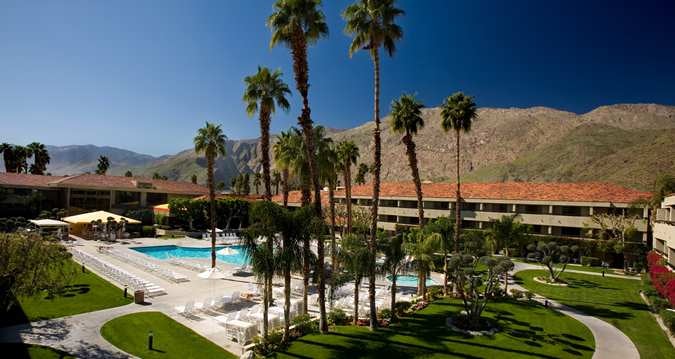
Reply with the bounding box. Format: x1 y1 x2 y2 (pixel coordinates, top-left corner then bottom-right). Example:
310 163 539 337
1 0 674 156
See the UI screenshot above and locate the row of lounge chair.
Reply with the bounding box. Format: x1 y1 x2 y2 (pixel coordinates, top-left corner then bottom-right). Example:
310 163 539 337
100 247 189 283
71 248 167 297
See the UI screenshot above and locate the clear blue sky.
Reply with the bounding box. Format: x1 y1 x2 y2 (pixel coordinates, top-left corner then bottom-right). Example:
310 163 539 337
1 0 674 156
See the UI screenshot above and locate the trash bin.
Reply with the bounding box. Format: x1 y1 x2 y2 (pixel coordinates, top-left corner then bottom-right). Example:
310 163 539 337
134 290 145 304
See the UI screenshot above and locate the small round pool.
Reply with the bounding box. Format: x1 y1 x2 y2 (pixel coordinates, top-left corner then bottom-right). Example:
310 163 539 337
386 274 438 287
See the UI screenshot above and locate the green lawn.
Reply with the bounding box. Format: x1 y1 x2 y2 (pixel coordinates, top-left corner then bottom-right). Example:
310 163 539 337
1 259 132 327
515 270 675 358
0 343 75 358
512 259 619 275
275 298 594 358
101 312 236 359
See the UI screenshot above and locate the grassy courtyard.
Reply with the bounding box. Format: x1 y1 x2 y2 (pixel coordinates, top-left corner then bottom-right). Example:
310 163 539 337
274 297 594 358
1 259 132 327
515 269 675 358
101 311 236 359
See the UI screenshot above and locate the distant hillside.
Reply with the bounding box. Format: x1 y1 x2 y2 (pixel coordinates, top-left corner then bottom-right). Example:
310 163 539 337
2 104 673 190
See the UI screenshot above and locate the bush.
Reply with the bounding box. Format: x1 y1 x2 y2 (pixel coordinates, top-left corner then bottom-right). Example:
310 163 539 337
141 225 156 237
581 256 601 267
660 309 675 336
378 308 392 320
394 301 411 317
651 297 672 313
510 289 524 299
427 286 444 300
291 314 318 336
328 308 348 325
125 209 155 225
524 291 535 301
252 329 284 355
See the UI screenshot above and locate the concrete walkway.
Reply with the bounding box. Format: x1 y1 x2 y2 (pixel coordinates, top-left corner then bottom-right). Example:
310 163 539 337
512 262 640 359
0 303 153 358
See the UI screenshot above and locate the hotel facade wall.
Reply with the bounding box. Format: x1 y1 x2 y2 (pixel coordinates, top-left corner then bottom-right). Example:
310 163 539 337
653 195 675 267
335 195 649 241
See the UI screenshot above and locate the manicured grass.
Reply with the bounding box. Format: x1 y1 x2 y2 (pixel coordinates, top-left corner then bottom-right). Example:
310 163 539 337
0 343 75 358
516 270 675 358
1 259 132 327
101 311 236 359
512 259 618 275
275 298 594 358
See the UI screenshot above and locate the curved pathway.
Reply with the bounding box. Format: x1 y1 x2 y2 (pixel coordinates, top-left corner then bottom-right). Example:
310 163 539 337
512 262 640 359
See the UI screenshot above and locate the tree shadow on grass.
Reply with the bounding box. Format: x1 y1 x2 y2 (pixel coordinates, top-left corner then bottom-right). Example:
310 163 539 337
567 279 618 291
54 284 91 298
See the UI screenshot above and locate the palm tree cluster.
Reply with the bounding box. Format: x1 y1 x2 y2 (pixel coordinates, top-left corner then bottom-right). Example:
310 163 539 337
0 142 50 174
231 173 251 195
95 155 110 175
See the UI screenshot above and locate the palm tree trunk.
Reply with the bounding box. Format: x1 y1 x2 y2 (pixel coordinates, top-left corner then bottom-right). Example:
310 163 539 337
353 278 360 326
329 178 337 309
402 133 424 227
345 166 353 234
303 236 309 315
263 273 269 340
390 275 397 322
317 235 328 333
454 129 461 255
301 173 311 206
443 247 449 296
283 259 291 342
208 157 216 268
282 169 289 208
419 269 427 300
368 46 381 331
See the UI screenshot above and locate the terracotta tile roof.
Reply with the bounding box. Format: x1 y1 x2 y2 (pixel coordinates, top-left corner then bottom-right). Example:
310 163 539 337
0 172 61 188
271 190 329 206
0 172 208 195
280 181 649 204
338 181 651 204
194 193 265 201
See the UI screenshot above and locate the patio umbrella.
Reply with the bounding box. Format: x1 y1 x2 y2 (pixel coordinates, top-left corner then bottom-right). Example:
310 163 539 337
198 267 226 279
216 247 238 256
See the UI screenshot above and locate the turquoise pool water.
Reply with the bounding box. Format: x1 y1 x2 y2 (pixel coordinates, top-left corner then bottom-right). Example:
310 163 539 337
132 245 248 266
386 274 438 287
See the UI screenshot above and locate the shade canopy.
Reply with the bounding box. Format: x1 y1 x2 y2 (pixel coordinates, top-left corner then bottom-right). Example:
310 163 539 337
198 267 226 279
61 210 141 224
153 203 170 214
29 219 70 227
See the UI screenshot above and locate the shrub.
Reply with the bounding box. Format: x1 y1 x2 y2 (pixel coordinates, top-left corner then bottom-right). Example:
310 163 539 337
394 301 411 317
651 297 672 313
524 291 535 301
510 289 524 299
427 286 443 300
291 314 318 336
580 256 601 267
328 308 348 325
378 308 392 320
141 225 156 237
125 209 155 225
660 309 675 336
252 329 284 355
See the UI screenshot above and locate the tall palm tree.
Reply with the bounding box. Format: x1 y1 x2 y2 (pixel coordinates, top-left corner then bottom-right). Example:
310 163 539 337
279 206 308 341
440 92 477 258
96 156 110 175
14 146 30 173
340 232 371 325
355 163 369 185
404 228 439 300
272 170 282 195
125 170 133 177
336 141 359 234
27 142 50 175
426 216 454 295
379 234 405 321
268 0 328 216
343 0 403 330
316 132 339 310
244 66 291 200
194 122 227 268
0 143 15 173
390 93 425 227
273 130 295 207
487 214 530 293
253 173 262 195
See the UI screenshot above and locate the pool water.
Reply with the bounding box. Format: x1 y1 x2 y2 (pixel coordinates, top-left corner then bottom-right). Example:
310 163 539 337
132 245 248 266
386 274 438 287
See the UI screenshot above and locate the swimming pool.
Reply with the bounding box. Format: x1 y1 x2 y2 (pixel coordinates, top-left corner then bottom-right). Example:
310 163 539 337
386 274 438 287
132 245 249 266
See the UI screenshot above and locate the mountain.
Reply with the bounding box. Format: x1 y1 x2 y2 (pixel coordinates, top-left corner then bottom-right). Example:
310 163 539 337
2 104 674 190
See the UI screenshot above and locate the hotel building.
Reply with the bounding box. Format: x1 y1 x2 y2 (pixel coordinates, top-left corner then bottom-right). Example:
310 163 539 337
653 194 675 267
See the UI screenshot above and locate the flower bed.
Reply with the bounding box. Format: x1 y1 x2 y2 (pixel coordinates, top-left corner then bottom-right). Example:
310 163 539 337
646 251 675 307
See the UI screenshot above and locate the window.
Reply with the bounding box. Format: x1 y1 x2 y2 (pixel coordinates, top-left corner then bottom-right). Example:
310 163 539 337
424 201 449 210
398 200 417 209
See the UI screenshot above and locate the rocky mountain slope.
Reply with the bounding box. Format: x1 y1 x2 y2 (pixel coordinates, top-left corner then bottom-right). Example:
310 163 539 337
4 104 673 190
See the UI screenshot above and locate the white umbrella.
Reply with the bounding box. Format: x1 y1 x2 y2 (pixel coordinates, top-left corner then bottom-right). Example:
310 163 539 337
198 267 226 279
217 247 238 255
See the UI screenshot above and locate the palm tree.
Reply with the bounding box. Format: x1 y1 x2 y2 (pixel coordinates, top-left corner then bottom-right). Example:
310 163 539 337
14 146 30 173
316 132 338 311
440 92 477 258
426 216 454 295
124 170 133 177
487 214 530 293
355 163 369 185
379 234 405 321
194 122 227 268
0 143 15 173
27 142 50 175
96 156 110 175
336 141 359 234
273 130 295 207
279 206 308 341
343 0 403 330
253 173 262 194
390 94 425 227
340 232 371 325
244 66 291 200
272 170 282 195
191 174 198 184
268 0 328 217
404 228 439 300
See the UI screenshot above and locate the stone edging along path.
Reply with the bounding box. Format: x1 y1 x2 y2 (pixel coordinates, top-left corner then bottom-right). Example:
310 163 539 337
511 262 640 359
